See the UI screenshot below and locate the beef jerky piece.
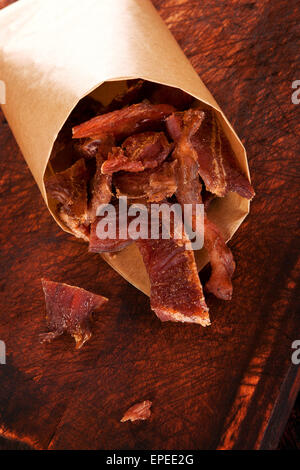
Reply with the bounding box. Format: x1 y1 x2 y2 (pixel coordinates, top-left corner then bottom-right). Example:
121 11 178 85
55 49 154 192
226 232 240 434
59 207 90 242
123 132 172 170
150 84 194 110
204 216 236 300
102 147 145 175
87 154 112 224
114 161 177 202
166 112 184 142
172 109 204 207
170 110 235 300
121 401 152 423
192 108 254 198
148 160 178 202
72 102 175 140
137 228 210 325
40 279 108 349
89 204 134 253
102 132 172 175
75 135 115 160
167 109 255 199
45 159 89 232
114 170 151 200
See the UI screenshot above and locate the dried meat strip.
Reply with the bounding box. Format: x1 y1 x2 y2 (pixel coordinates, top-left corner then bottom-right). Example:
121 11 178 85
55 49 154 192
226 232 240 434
170 110 235 300
89 204 134 253
148 160 178 202
45 158 87 215
167 109 254 199
172 109 204 207
88 154 112 224
45 158 89 241
40 279 108 349
72 102 175 140
59 208 89 242
137 230 210 326
101 132 172 175
75 135 115 160
114 161 177 202
166 111 183 143
121 400 152 423
102 147 145 175
204 216 236 300
192 108 254 198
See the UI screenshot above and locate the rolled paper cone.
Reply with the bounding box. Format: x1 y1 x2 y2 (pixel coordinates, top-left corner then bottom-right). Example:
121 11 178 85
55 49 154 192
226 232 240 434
0 0 251 295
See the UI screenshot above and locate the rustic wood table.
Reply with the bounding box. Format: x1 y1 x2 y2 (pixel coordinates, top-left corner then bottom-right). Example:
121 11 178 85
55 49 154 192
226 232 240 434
0 0 299 450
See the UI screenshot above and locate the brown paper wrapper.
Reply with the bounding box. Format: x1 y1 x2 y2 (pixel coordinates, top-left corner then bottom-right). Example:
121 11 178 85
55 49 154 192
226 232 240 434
0 0 251 295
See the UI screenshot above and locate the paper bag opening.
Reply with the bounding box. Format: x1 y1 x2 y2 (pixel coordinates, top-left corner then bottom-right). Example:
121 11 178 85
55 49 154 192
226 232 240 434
44 79 250 295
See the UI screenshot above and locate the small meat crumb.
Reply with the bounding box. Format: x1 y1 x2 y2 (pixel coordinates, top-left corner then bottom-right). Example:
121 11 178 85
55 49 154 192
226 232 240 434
121 400 152 423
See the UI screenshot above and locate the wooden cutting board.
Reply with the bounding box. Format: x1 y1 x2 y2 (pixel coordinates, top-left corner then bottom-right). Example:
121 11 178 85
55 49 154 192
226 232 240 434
0 0 299 450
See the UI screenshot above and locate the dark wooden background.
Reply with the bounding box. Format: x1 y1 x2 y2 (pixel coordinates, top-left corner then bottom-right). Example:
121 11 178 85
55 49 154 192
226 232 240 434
0 0 299 450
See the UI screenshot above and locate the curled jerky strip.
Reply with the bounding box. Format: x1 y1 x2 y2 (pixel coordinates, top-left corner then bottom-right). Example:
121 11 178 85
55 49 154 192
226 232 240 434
88 154 112 224
72 102 175 140
172 109 204 206
75 135 116 160
114 160 178 202
45 158 89 241
171 109 236 300
204 216 236 300
101 131 172 175
191 108 255 199
40 279 108 349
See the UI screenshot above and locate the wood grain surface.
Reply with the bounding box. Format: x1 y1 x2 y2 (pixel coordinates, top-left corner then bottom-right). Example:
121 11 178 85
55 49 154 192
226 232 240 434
0 0 299 450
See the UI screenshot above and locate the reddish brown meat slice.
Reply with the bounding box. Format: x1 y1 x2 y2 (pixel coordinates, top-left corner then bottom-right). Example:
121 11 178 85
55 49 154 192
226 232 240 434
75 135 115 160
89 204 134 253
121 401 152 423
101 132 172 175
137 228 210 325
114 170 152 200
45 158 87 216
88 154 112 224
72 102 175 140
40 279 108 349
148 160 178 202
107 79 149 111
172 109 204 206
204 216 236 300
167 109 254 199
59 208 89 242
192 108 254 198
171 110 235 300
114 161 177 202
45 159 89 240
102 147 144 175
166 112 183 142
